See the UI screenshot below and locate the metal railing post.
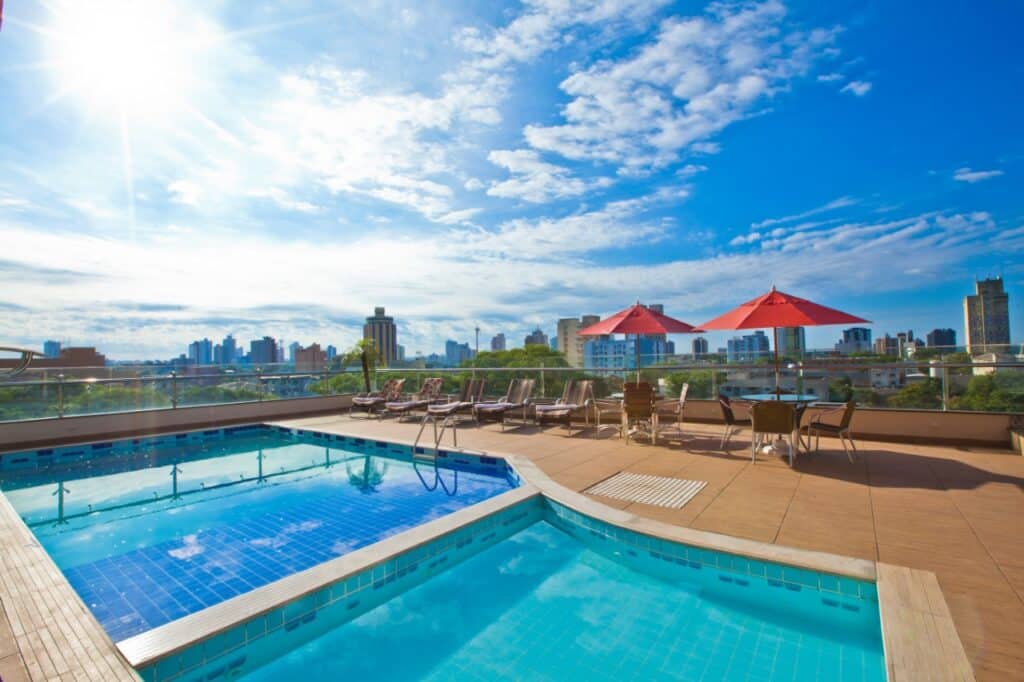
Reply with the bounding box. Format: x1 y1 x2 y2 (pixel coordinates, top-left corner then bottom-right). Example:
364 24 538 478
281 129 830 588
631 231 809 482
171 371 178 408
257 368 264 401
540 362 545 397
57 373 65 418
942 366 950 411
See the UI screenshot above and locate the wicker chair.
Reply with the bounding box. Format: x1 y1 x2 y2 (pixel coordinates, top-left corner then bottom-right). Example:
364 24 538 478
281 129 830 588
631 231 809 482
751 401 797 466
656 382 689 440
719 395 751 449
622 382 657 445
804 401 858 462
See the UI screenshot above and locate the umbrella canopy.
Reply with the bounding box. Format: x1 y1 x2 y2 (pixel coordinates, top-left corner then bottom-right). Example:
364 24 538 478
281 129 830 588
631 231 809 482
579 303 702 382
698 287 870 394
578 303 701 336
699 287 868 330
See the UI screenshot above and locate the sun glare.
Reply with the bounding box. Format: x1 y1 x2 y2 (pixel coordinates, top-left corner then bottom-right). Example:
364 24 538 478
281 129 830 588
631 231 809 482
46 1 207 120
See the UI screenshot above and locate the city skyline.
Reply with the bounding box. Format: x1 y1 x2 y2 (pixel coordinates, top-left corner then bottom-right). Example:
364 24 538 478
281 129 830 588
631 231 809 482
1 2 1022 359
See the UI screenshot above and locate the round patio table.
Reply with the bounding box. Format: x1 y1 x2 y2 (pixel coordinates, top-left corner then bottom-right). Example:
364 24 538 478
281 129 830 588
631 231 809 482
739 393 819 403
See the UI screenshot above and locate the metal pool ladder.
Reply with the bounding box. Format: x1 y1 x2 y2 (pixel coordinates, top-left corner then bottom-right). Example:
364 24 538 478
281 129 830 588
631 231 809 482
413 412 459 460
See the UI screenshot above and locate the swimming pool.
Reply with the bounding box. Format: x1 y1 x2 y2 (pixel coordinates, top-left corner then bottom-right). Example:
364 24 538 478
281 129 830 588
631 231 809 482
149 499 886 682
0 425 517 641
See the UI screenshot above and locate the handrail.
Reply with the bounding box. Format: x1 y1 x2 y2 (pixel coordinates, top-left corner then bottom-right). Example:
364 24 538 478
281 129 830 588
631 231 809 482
1 358 1023 421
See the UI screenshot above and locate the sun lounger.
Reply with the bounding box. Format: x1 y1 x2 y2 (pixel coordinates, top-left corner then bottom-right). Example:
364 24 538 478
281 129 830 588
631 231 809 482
384 378 444 420
474 378 535 431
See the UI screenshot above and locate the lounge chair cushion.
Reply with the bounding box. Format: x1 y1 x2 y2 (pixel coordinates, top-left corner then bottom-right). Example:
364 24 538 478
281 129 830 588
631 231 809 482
352 396 386 406
535 403 579 416
427 401 473 416
475 401 518 413
385 399 429 411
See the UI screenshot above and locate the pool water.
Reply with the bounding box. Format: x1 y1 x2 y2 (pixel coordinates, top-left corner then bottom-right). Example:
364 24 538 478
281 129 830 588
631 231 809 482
0 429 516 641
218 522 886 682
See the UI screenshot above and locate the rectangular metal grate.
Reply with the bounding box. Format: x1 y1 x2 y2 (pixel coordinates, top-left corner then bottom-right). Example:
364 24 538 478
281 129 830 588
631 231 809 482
584 472 707 509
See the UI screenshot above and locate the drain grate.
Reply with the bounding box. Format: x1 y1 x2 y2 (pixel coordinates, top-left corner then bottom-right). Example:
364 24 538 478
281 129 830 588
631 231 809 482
584 472 707 509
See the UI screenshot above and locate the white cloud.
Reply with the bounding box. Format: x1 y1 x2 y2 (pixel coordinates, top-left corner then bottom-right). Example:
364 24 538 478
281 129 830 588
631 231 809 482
751 196 857 229
817 72 844 82
840 80 872 96
953 167 1004 184
486 149 613 203
522 1 841 171
463 178 484 191
677 164 707 177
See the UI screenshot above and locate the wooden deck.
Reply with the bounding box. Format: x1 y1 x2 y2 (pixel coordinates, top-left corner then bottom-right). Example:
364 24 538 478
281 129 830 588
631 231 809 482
279 413 1024 681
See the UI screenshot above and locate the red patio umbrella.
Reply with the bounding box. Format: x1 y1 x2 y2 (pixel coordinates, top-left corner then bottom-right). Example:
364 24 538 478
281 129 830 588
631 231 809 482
578 302 702 382
698 286 869 395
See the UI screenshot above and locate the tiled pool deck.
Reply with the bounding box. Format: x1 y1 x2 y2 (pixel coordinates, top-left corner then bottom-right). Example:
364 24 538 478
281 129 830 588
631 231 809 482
0 413 1018 680
275 414 1024 681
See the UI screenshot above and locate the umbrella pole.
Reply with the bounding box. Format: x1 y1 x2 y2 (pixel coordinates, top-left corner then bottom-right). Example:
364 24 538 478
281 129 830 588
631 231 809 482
635 333 641 384
773 326 781 396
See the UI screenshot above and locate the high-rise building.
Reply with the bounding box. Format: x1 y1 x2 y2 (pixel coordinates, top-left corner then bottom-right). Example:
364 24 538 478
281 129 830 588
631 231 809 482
964 278 1010 354
43 340 61 358
490 333 506 351
326 345 338 360
835 327 872 355
294 343 327 372
396 344 406 363
726 331 770 363
213 344 224 364
777 327 806 358
926 329 956 348
276 340 285 364
364 307 398 366
288 341 301 363
556 314 600 367
445 340 473 366
249 336 278 365
692 337 709 357
583 337 674 370
188 338 213 365
220 335 237 365
524 328 548 347
874 334 899 356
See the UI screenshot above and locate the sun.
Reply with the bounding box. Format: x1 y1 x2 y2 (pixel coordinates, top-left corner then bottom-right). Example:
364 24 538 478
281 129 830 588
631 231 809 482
45 0 209 120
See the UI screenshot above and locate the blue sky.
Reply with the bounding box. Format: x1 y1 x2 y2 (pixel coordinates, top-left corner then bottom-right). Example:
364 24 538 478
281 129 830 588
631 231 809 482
1 0 1022 360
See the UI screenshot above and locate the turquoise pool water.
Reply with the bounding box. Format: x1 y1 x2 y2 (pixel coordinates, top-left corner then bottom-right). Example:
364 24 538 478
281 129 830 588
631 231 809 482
0 426 516 640
183 520 886 682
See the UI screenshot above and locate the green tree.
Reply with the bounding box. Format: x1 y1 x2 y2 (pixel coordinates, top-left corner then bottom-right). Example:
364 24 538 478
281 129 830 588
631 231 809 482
64 384 171 415
952 372 1024 412
310 372 366 395
663 370 723 400
828 376 853 402
343 339 380 393
886 378 943 410
179 384 261 406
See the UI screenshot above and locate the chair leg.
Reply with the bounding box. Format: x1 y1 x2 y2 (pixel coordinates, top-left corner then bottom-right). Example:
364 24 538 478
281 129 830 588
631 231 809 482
787 435 795 467
751 434 759 463
840 430 856 463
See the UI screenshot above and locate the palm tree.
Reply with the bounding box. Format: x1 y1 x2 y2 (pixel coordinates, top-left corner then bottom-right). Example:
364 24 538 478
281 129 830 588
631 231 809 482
343 339 380 393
